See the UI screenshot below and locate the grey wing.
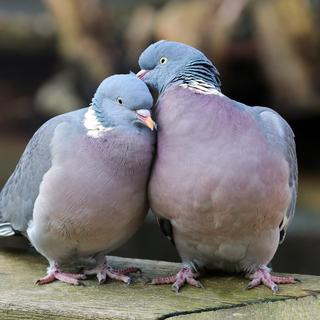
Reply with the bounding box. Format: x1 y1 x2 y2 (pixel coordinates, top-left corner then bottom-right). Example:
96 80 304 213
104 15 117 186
0 112 80 236
252 106 298 243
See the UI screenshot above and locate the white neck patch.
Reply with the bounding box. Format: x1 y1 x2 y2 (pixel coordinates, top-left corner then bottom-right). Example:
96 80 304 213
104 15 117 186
180 79 224 96
83 106 114 138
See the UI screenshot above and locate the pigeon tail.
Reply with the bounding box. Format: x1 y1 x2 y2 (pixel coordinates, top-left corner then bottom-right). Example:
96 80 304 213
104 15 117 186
0 222 16 236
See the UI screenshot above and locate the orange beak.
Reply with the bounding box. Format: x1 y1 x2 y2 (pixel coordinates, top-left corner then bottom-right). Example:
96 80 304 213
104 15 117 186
136 109 156 131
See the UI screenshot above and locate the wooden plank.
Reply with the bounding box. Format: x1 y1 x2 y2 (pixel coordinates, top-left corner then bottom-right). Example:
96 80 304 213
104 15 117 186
174 296 320 319
0 247 320 319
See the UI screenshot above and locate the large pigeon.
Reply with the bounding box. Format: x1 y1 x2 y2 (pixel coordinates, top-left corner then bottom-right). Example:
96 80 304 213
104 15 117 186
137 40 297 293
0 74 156 285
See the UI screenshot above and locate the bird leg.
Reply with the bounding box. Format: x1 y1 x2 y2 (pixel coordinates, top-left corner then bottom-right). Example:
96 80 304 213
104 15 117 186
151 266 203 293
84 257 141 284
246 265 297 293
36 263 86 285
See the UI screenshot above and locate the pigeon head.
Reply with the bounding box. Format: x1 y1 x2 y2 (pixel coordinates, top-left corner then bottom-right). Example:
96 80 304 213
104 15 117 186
137 40 221 93
87 74 156 133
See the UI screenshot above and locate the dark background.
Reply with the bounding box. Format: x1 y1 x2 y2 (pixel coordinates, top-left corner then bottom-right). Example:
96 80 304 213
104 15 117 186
0 0 319 276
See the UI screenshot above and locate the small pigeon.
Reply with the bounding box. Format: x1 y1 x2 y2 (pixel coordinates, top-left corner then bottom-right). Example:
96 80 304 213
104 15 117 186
137 40 297 293
0 74 156 285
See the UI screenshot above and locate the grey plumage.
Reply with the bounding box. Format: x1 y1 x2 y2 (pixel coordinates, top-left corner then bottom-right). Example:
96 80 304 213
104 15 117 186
138 40 298 292
0 74 156 285
251 106 297 243
0 115 62 235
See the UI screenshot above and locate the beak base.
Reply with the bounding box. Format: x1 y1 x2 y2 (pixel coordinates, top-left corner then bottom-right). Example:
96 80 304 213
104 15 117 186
136 69 149 80
136 109 156 131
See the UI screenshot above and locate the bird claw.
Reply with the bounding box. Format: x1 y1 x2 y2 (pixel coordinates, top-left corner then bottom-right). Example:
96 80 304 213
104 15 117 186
171 283 180 293
84 261 139 285
151 267 203 292
246 266 296 293
36 266 86 286
97 271 107 284
195 281 204 289
271 284 279 294
113 266 142 276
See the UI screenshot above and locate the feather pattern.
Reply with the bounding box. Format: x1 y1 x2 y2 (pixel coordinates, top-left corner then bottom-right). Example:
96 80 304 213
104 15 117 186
150 85 296 273
0 74 155 274
0 114 67 233
172 59 221 92
139 40 297 291
251 106 298 243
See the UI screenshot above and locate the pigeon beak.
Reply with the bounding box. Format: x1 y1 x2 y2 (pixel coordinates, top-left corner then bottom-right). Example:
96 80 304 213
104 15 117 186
136 69 150 80
135 109 157 131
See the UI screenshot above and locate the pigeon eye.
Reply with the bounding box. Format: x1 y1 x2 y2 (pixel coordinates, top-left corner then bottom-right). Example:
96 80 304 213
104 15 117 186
116 97 123 105
159 57 168 64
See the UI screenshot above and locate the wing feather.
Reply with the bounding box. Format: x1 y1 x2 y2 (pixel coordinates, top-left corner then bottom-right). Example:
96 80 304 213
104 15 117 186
0 110 85 234
252 106 297 243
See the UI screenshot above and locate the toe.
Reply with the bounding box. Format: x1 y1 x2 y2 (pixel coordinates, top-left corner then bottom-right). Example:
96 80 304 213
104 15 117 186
113 266 141 275
60 272 86 280
245 277 261 290
171 283 180 293
150 275 176 285
271 284 279 294
54 272 80 285
271 275 297 284
186 277 204 288
35 273 56 285
97 271 107 284
261 275 279 293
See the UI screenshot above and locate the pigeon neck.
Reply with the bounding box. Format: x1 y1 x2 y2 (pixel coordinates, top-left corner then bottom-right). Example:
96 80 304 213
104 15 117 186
168 59 221 94
83 97 114 138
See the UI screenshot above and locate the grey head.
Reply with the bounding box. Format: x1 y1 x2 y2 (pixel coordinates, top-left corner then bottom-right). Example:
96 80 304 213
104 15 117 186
137 40 221 94
90 73 156 131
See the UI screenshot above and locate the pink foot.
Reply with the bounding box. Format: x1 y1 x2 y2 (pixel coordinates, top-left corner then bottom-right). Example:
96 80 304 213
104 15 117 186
36 265 86 286
112 266 142 276
246 266 297 293
84 262 141 284
151 267 203 293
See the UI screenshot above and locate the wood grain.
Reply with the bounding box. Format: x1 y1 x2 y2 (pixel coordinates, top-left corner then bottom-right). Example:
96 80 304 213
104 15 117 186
0 248 319 319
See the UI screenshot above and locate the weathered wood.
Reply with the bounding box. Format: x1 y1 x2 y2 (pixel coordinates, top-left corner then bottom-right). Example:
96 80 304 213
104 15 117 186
0 248 320 319
175 296 320 319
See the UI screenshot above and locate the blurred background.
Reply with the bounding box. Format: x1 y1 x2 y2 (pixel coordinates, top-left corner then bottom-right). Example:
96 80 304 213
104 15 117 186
0 0 319 276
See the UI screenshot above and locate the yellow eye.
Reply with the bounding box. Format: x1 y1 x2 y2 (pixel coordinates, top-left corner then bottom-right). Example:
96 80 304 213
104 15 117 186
159 57 168 64
116 97 123 105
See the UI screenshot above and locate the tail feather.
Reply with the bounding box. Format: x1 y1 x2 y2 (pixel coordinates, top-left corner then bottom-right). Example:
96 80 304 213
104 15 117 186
0 222 16 236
